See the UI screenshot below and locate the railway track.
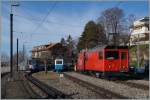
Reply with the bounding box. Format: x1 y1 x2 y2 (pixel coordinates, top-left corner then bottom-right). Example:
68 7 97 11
19 72 42 99
63 73 128 99
25 72 72 99
100 74 149 91
79 72 149 91
113 80 149 90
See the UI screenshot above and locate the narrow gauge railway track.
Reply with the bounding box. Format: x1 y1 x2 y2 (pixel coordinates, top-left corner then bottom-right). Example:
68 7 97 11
19 72 42 99
25 73 72 99
79 72 149 91
63 73 128 99
113 80 149 90
102 74 149 91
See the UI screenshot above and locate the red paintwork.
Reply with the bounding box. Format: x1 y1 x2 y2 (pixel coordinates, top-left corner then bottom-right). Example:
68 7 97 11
76 47 129 73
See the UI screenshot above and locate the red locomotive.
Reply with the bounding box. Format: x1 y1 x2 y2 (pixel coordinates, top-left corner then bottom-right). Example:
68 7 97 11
75 45 129 77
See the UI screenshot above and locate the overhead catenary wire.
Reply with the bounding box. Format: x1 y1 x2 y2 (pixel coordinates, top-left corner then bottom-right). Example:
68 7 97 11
115 1 122 7
14 14 40 22
13 30 60 36
13 1 57 46
31 2 57 35
13 2 84 45
13 31 52 44
14 1 123 42
13 13 84 28
14 1 122 41
14 1 124 35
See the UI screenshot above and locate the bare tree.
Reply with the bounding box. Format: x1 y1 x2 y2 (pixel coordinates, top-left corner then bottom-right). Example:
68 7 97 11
13 51 24 65
127 14 137 46
97 7 125 45
1 52 9 67
40 51 50 74
128 14 136 27
60 37 67 46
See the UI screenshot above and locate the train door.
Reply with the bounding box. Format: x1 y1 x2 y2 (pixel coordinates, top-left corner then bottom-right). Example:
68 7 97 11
77 52 85 71
120 51 128 72
105 50 120 71
83 52 86 71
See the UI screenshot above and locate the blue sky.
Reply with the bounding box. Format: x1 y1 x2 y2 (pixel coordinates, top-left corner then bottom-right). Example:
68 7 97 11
1 1 149 56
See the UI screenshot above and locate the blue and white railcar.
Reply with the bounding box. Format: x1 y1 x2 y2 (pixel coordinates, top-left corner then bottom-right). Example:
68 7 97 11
54 59 64 72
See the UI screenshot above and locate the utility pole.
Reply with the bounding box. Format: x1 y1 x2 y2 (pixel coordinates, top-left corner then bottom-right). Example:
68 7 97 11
137 34 140 68
23 44 25 62
17 38 18 71
10 2 20 78
10 13 13 77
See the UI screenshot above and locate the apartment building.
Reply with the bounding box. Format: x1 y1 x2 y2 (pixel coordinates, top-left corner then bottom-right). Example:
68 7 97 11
130 17 149 44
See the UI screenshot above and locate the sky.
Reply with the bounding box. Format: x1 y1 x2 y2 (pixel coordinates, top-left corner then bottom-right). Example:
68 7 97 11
1 0 149 56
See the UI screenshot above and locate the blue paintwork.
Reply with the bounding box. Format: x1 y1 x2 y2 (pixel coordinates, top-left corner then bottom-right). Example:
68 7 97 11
54 59 64 72
55 65 63 71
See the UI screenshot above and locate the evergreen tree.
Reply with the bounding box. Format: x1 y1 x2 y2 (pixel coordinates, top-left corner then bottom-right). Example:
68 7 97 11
66 35 74 56
66 35 76 67
77 20 106 51
60 37 67 46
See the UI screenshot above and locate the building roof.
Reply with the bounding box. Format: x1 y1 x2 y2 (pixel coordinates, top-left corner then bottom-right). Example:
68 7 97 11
31 43 62 52
47 43 59 49
133 17 149 28
139 16 149 22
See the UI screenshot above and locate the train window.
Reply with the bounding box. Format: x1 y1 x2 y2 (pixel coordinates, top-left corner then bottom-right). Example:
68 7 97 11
121 52 126 59
99 52 103 59
56 61 63 64
29 60 36 65
105 51 119 60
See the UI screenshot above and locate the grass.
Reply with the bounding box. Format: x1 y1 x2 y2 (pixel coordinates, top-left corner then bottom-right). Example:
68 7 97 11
33 71 59 80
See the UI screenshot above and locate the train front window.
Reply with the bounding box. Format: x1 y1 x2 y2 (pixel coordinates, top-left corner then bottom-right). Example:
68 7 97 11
105 51 119 60
56 61 63 64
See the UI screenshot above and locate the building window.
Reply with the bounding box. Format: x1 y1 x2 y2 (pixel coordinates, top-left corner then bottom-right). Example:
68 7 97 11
105 51 119 60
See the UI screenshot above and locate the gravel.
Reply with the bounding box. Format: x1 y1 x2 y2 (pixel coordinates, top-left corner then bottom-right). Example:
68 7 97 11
1 71 42 99
1 73 10 98
33 71 103 99
3 71 32 99
126 79 149 86
64 72 149 99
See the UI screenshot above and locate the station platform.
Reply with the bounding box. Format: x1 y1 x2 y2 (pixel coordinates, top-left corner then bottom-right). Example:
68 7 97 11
2 71 37 99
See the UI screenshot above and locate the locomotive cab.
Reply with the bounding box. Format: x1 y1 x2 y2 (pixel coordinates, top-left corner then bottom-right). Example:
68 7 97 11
104 50 128 73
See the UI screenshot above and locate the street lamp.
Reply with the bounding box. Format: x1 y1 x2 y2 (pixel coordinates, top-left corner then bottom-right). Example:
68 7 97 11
11 3 20 13
10 2 20 78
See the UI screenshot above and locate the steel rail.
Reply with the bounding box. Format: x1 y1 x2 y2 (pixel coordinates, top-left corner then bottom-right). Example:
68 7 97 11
114 80 149 90
78 71 149 91
64 73 128 99
25 73 72 99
